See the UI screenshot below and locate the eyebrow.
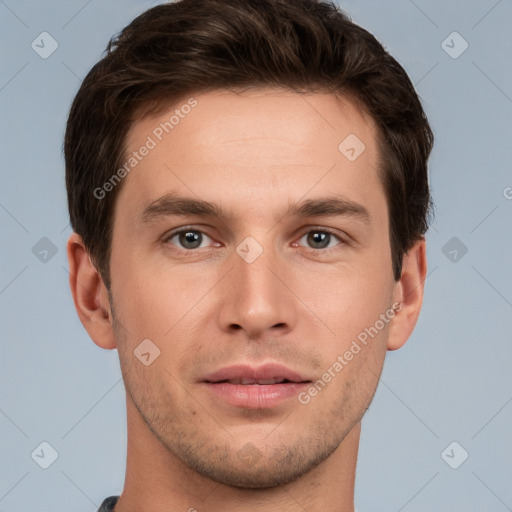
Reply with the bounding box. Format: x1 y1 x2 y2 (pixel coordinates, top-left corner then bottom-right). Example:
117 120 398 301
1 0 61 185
139 193 371 226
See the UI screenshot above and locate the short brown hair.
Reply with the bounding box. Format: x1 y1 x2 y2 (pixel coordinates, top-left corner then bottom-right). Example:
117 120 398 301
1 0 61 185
65 0 434 289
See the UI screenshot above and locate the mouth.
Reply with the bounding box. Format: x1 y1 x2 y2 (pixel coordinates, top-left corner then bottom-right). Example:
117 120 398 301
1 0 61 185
201 363 312 409
202 362 311 384
206 377 300 385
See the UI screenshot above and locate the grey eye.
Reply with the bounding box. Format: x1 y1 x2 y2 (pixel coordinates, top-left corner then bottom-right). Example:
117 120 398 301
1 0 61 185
298 231 341 249
167 229 213 250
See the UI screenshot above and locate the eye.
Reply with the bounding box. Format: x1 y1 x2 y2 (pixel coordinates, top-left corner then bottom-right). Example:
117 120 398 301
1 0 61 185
296 229 344 250
163 227 345 252
164 229 216 250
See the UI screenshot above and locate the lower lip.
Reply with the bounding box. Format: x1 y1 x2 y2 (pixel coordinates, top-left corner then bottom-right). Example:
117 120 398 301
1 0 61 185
203 382 310 408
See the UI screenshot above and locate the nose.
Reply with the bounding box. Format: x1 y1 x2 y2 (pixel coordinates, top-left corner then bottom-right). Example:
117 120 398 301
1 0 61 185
216 239 297 339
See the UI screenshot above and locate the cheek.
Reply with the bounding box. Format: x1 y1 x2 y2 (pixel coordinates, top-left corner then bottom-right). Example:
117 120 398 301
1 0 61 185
294 260 393 336
110 257 217 353
111 245 166 314
291 264 394 407
303 319 389 419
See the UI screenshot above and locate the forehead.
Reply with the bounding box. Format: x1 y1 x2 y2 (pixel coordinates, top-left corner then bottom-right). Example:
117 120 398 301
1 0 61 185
126 88 377 156
116 88 384 223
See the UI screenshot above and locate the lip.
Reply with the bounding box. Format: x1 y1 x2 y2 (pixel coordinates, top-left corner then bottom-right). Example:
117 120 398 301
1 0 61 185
201 363 309 384
200 363 311 409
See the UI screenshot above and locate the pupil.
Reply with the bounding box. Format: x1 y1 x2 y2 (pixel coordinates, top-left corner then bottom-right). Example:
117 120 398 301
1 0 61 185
308 232 329 249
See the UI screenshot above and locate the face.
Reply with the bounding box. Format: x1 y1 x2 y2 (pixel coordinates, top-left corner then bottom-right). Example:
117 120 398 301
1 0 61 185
107 89 400 488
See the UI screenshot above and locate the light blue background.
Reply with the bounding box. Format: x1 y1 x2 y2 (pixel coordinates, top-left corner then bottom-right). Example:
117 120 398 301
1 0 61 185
1 1 511 511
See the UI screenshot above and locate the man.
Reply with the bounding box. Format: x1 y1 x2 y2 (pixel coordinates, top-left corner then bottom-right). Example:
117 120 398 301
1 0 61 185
65 0 433 510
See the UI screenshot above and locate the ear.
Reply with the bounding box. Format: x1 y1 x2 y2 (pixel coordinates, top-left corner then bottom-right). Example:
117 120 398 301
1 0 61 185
387 237 427 351
66 232 117 350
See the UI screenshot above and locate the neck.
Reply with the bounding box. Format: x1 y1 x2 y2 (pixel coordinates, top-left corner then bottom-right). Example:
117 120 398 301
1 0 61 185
115 393 359 512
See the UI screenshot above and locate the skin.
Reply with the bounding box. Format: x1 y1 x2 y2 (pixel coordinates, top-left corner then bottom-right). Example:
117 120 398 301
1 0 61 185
67 89 427 512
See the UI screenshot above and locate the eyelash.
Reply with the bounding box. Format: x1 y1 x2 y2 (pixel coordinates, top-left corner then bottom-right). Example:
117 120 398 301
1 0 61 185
162 226 347 253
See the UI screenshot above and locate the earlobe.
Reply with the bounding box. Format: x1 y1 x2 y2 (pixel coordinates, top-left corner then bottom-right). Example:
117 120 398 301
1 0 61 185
66 232 117 350
386 237 427 351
